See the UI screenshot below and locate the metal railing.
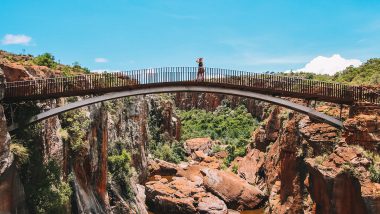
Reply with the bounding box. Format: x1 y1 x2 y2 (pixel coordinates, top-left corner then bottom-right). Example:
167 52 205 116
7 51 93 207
3 67 380 104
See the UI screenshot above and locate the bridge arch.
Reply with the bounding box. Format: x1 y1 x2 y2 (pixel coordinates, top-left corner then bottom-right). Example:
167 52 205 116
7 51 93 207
8 85 343 132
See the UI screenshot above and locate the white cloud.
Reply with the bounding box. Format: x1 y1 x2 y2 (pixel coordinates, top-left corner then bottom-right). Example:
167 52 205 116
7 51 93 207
296 54 362 75
95 58 108 63
1 34 32 45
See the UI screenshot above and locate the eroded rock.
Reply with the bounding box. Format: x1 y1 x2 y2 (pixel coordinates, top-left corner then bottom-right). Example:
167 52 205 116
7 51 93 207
146 177 227 214
200 168 266 210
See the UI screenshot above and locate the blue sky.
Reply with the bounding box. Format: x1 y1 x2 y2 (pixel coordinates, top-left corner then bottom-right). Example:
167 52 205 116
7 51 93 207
1 0 380 73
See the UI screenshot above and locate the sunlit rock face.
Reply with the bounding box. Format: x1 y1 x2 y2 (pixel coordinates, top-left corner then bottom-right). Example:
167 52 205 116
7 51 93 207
0 67 27 213
344 103 380 153
146 176 228 214
175 92 270 120
305 146 376 214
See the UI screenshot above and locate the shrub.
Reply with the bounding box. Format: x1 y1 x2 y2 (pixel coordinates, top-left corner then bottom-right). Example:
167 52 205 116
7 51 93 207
211 144 223 154
10 142 29 167
232 164 239 174
178 105 258 142
369 164 380 183
61 110 90 152
178 104 258 166
153 142 184 164
108 149 134 198
72 61 90 74
33 161 71 213
33 53 57 68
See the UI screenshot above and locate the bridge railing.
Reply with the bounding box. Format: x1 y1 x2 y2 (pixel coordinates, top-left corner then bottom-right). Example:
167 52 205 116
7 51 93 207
3 67 380 104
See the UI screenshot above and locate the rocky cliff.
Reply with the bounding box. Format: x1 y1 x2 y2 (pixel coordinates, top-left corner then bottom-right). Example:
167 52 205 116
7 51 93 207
1 50 379 213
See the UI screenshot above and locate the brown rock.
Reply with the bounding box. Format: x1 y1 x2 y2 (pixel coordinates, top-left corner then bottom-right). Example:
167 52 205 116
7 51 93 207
298 117 338 156
176 164 205 185
197 193 228 214
148 159 178 176
344 113 380 152
234 149 267 192
252 106 282 152
305 145 380 214
0 63 33 82
146 177 227 214
201 168 266 210
184 137 215 158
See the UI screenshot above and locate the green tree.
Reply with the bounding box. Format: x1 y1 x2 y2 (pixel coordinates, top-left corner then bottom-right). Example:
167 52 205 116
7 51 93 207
108 149 134 198
33 53 57 68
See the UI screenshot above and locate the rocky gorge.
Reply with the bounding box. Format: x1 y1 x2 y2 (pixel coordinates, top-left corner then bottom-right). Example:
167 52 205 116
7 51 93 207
0 51 379 214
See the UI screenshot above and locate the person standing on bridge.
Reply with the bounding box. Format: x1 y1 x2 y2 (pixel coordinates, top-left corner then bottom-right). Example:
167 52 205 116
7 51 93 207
196 57 205 81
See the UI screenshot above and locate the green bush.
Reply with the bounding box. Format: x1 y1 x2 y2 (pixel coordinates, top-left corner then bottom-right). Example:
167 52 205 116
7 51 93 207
178 105 258 142
33 53 57 68
153 142 185 164
61 110 90 152
21 159 72 214
10 142 29 167
178 104 258 166
72 61 90 74
369 164 380 183
148 98 185 163
232 164 239 174
108 149 134 198
280 58 380 85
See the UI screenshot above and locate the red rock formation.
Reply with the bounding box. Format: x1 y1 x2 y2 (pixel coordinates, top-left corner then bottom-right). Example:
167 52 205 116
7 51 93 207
0 164 27 213
232 149 267 192
146 177 228 214
149 158 178 176
201 168 266 210
344 105 380 152
305 145 378 214
251 106 282 152
0 101 27 213
184 137 216 158
0 63 33 82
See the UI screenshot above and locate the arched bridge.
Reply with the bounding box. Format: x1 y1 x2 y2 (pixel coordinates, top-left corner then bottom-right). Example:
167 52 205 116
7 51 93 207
4 67 380 131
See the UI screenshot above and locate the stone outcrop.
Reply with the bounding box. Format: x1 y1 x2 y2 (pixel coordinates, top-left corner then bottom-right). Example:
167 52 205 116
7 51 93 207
184 137 216 158
146 176 228 214
0 66 27 214
252 107 283 152
344 104 380 152
149 158 178 176
201 168 266 210
231 149 267 192
305 145 380 214
0 63 34 82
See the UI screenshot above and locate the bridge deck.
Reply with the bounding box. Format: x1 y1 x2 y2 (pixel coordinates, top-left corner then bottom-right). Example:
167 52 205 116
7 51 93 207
3 67 380 104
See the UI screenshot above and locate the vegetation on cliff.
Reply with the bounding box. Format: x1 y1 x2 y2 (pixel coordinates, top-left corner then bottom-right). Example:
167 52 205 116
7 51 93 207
13 123 71 213
283 58 380 85
60 109 90 153
0 50 90 76
108 144 134 199
178 104 259 165
148 96 186 163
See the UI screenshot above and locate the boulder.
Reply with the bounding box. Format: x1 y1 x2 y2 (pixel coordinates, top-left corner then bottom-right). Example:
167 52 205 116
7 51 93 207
232 149 267 192
148 159 178 176
200 168 266 210
184 137 215 158
145 177 227 214
176 164 205 185
0 63 33 82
